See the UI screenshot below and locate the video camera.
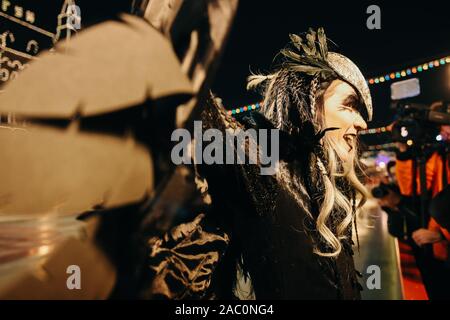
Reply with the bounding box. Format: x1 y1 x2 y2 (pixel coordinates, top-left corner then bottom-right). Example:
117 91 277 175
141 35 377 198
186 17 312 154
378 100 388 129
371 182 400 199
389 78 450 146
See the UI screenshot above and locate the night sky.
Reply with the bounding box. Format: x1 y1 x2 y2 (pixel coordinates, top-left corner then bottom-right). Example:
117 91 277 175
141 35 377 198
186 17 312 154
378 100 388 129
212 0 450 129
2 1 449 130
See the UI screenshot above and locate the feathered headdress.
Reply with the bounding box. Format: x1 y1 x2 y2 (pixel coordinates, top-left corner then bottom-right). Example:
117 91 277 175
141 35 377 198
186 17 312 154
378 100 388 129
280 28 333 76
280 27 372 121
248 27 372 122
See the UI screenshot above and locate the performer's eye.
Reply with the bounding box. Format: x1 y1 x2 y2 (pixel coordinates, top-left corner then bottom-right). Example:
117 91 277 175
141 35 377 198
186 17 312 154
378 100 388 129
339 104 358 113
340 94 360 112
340 105 356 111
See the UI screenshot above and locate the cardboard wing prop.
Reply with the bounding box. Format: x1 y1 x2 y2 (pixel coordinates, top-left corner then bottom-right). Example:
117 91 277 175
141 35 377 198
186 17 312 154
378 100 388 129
0 14 192 216
0 0 238 299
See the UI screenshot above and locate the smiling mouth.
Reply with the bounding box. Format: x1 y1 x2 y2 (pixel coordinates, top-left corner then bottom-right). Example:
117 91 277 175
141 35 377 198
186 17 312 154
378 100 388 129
343 134 356 151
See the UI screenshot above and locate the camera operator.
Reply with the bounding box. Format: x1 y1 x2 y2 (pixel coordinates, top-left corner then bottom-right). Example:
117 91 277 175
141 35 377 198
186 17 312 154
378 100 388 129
371 158 420 242
394 101 450 299
372 165 420 241
407 103 450 257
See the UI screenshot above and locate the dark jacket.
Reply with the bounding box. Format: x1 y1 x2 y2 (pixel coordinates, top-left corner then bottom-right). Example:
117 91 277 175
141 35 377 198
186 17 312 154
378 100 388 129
145 100 362 300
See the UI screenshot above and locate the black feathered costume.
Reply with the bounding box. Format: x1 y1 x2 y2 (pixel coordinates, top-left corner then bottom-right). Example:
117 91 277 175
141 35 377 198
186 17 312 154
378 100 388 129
144 28 373 300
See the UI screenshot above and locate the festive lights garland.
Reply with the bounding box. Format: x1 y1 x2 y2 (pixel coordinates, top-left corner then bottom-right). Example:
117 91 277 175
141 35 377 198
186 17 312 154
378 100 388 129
367 55 450 85
367 143 397 151
227 55 450 114
359 126 391 135
227 102 262 116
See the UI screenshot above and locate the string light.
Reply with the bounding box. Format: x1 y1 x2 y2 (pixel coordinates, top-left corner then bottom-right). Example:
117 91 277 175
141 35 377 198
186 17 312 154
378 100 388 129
227 102 262 116
359 125 391 135
367 142 397 151
228 55 450 114
367 55 450 86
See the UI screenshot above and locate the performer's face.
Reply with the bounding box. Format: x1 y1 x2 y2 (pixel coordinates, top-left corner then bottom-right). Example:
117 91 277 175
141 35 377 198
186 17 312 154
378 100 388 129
441 125 450 141
323 80 367 162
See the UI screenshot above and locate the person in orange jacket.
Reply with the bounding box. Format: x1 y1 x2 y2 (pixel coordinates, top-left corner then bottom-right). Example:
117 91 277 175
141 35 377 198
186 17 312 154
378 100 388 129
396 145 449 253
403 103 450 258
395 119 450 299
